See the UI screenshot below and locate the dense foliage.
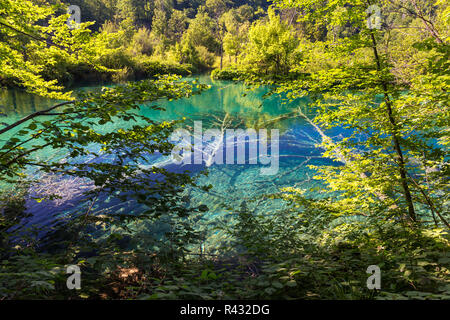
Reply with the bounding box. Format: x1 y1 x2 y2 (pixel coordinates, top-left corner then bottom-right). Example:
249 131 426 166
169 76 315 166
0 0 449 300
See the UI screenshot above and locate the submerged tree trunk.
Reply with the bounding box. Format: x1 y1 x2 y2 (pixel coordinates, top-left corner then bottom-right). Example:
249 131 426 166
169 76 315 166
296 107 398 210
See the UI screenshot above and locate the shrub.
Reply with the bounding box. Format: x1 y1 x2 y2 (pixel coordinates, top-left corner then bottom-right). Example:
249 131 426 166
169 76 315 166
211 67 244 80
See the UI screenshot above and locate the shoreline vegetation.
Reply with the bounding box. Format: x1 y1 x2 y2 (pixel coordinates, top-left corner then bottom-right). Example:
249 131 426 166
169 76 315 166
0 0 449 300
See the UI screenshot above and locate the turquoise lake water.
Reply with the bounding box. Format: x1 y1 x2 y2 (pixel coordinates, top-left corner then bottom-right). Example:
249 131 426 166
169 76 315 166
0 76 342 249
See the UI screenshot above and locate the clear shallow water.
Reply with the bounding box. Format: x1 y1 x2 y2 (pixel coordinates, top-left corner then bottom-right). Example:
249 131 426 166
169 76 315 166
1 76 343 249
